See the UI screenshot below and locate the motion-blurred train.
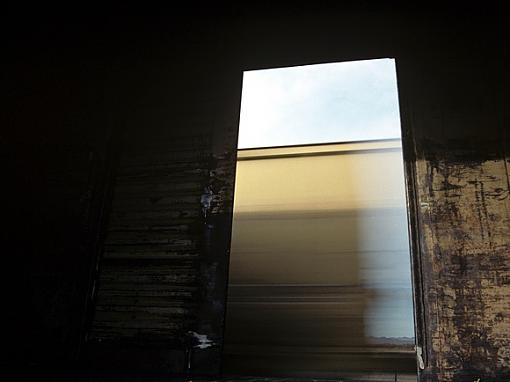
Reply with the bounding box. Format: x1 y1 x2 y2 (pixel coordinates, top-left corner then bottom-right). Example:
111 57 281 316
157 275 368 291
223 139 417 377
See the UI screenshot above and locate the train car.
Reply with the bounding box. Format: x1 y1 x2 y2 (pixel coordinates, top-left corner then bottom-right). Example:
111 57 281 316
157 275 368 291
224 139 416 377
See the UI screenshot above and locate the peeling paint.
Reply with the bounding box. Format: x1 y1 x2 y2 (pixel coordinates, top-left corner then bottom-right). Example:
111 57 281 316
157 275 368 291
201 186 214 218
416 346 425 370
414 155 510 380
189 331 214 349
90 135 211 348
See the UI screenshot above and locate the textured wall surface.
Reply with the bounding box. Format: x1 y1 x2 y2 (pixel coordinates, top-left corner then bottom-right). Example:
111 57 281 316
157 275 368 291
86 54 242 374
416 157 510 380
89 135 211 372
398 58 510 380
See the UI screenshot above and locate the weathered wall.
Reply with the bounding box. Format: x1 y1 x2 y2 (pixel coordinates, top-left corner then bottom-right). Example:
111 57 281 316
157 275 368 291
397 58 510 381
84 51 242 374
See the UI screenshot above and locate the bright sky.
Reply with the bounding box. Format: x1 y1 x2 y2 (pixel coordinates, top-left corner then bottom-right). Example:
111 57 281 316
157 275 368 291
238 58 401 149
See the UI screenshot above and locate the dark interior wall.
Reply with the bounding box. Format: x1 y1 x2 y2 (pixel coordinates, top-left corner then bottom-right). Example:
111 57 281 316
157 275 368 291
2 31 121 369
85 53 242 375
4 3 510 381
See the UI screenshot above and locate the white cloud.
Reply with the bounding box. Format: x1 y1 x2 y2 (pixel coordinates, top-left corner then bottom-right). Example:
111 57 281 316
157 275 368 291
238 58 401 148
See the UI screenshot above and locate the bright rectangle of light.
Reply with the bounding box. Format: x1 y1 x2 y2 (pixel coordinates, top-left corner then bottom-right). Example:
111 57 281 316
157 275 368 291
238 58 401 149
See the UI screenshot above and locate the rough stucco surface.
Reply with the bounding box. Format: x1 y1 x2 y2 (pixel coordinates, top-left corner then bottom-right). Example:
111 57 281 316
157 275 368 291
415 157 510 380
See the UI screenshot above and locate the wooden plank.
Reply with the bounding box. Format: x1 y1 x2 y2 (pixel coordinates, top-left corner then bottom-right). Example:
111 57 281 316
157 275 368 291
415 156 510 381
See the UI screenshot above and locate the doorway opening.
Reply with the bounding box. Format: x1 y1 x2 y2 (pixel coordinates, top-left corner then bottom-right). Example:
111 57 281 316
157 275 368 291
224 59 417 378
